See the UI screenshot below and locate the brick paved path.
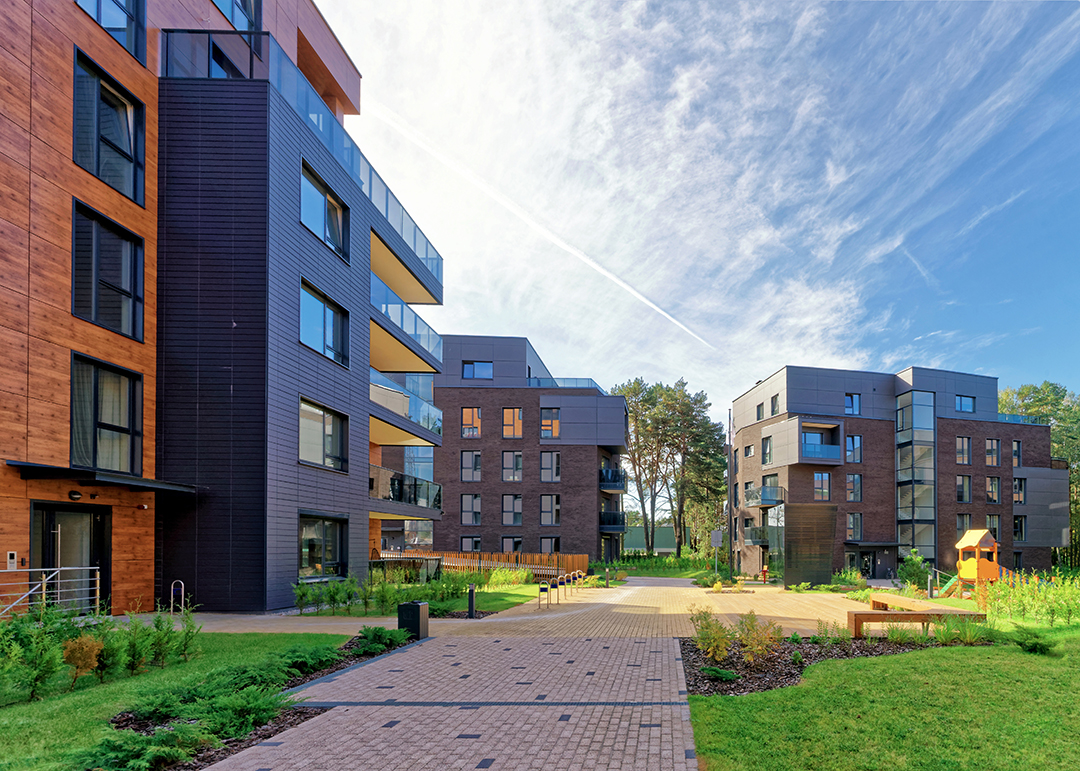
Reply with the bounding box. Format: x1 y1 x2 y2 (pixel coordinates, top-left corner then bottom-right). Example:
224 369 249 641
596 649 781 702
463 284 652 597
205 578 864 770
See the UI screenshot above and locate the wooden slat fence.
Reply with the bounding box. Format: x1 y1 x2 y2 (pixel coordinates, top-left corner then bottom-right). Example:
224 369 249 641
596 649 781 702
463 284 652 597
380 550 588 580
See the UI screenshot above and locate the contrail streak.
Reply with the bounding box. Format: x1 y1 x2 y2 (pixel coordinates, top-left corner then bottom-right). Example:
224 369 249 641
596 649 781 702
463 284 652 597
360 99 716 350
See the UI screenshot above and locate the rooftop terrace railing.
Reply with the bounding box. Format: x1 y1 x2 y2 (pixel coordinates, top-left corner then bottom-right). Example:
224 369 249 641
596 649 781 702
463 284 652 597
371 273 443 361
162 29 444 284
527 377 607 394
998 413 1049 425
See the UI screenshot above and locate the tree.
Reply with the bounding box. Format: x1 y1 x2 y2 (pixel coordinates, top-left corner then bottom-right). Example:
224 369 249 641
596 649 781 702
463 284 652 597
612 379 665 553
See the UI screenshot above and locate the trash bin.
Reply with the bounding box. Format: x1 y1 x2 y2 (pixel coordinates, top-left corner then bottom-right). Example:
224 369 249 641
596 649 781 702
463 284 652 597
397 601 429 641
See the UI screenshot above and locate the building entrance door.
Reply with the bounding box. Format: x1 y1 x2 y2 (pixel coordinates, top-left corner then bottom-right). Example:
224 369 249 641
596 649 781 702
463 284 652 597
860 550 876 579
30 504 110 610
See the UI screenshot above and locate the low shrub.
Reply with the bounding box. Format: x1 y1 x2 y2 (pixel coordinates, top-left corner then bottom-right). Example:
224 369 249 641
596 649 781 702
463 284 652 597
788 631 802 644
735 611 782 665
792 650 804 666
122 614 152 677
62 633 104 691
831 567 867 589
324 580 348 616
177 605 202 662
689 605 734 663
956 618 992 646
1011 625 1058 655
829 621 853 650
790 582 812 593
72 722 216 771
199 686 296 739
292 582 312 615
13 617 66 700
701 666 739 681
353 625 411 654
150 610 178 668
91 616 129 683
277 644 341 675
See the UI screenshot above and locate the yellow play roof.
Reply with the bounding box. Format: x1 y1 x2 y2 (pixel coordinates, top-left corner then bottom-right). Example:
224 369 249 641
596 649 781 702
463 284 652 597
956 528 997 550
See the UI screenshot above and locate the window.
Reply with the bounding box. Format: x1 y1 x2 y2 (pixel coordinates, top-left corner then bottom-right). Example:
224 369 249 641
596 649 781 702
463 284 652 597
461 408 481 438
71 356 141 474
299 399 347 471
986 476 1000 504
762 473 779 490
846 474 862 502
541 408 560 438
74 54 143 201
72 203 143 339
733 484 739 507
987 515 1000 540
1013 478 1026 505
802 430 823 445
298 516 343 578
956 475 971 503
1013 440 1022 467
460 451 481 482
956 437 971 465
770 394 779 416
502 451 522 482
300 164 346 257
502 494 522 526
1013 551 1023 570
540 451 561 482
460 494 481 526
540 494 560 526
76 0 144 61
956 395 975 413
461 536 481 552
846 435 862 463
744 444 754 458
986 438 1000 466
762 437 773 465
540 537 560 554
212 0 257 31
756 403 764 421
503 408 522 438
462 361 493 379
501 536 522 553
299 282 348 365
1014 515 1027 542
845 393 860 415
743 481 753 502
847 513 862 541
733 448 739 474
813 472 830 501
957 513 971 536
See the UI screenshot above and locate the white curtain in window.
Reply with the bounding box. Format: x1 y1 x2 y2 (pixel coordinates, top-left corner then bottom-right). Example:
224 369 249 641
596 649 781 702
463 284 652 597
71 360 95 467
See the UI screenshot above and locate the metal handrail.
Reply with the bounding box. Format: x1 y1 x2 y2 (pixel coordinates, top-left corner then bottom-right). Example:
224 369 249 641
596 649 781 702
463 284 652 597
1 567 100 617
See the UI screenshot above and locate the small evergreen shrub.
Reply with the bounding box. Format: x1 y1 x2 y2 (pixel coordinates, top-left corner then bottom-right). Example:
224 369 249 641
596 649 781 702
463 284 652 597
1011 625 1057 655
700 667 739 681
150 611 178 668
62 633 104 691
71 722 216 771
292 582 312 615
123 615 152 676
735 611 783 665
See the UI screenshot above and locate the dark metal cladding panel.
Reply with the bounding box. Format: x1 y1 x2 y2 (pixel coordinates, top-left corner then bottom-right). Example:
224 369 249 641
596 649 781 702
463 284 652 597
783 503 837 588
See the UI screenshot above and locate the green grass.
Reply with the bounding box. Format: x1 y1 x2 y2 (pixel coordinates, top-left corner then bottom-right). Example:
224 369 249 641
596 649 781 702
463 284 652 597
689 624 1080 770
305 584 540 617
627 567 715 579
0 632 348 771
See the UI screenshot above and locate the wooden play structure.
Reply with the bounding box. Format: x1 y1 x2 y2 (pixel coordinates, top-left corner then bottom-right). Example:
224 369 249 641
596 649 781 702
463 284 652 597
956 529 1000 587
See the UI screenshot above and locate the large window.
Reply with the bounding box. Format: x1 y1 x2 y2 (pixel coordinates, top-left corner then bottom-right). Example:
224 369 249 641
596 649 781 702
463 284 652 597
74 53 143 201
461 408 481 438
847 513 862 541
956 395 975 413
956 437 971 465
987 514 1000 540
845 393 860 415
501 536 522 553
502 494 522 526
72 203 143 339
1013 478 1026 505
460 451 481 482
986 476 1000 504
462 361 493 379
540 537 560 554
956 475 971 503
541 494 560 526
502 451 522 482
300 164 347 257
986 438 1000 466
846 474 862 502
502 407 522 438
762 436 773 464
76 1 144 61
300 282 348 365
460 494 481 526
540 408 560 438
299 399 347 471
212 0 257 31
298 516 343 578
71 356 141 474
540 451 561 482
813 472 830 501
461 536 481 552
1013 515 1027 542
1013 440 1022 468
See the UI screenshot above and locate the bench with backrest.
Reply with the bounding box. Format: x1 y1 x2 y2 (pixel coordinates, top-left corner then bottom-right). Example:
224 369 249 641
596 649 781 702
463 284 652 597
847 592 986 638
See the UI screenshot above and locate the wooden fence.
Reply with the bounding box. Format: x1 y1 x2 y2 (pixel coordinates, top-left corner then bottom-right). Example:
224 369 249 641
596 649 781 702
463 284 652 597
380 550 588 580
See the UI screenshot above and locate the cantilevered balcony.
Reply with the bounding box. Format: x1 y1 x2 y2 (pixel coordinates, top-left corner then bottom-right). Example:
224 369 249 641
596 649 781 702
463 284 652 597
369 369 442 436
800 443 842 463
370 273 442 362
599 510 627 533
599 468 627 493
744 485 786 508
745 526 769 547
369 465 442 510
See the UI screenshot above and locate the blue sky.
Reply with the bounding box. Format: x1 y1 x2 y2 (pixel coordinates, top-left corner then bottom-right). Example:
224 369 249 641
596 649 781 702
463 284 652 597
322 1 1080 417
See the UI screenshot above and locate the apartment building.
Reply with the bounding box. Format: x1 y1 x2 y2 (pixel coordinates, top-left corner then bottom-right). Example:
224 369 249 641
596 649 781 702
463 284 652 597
426 336 628 562
730 366 1070 584
1 1 444 613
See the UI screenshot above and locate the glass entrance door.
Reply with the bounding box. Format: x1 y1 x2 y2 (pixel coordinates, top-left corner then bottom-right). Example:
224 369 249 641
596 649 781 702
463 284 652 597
30 504 110 611
860 550 876 579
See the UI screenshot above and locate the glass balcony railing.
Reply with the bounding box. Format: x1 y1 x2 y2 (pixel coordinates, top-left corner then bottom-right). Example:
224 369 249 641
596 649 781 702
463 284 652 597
528 377 607 394
369 368 442 435
370 273 443 361
745 526 769 547
599 468 627 491
161 29 443 284
998 413 1049 425
744 486 786 508
599 510 627 532
801 443 842 460
369 464 442 510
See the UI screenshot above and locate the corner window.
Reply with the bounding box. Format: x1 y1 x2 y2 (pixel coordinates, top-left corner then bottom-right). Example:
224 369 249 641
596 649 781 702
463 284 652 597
299 399 347 471
957 513 970 536
1012 440 1022 468
761 437 773 465
502 451 522 482
846 474 862 502
845 435 862 463
502 494 522 526
956 475 971 503
541 408 560 438
461 408 481 438
770 394 779 416
540 537 560 554
76 0 145 62
756 403 764 421
541 494 560 526
301 164 347 258
847 513 862 541
71 356 141 474
986 438 1000 466
987 514 1000 540
460 451 481 482
74 53 143 202
845 393 860 415
501 536 522 553
503 408 522 439
956 395 975 413
1013 478 1026 505
813 472 830 502
298 516 343 578
72 203 143 339
462 361 493 379
461 536 481 552
460 494 480 526
1013 515 1027 542
986 476 1000 504
540 451 561 482
300 282 348 365
956 437 971 465
212 0 257 33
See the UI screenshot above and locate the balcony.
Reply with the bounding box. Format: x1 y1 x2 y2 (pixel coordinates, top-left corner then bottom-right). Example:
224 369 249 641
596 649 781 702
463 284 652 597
371 273 443 362
745 526 769 547
161 29 443 285
599 510 627 533
801 443 842 461
369 465 442 510
528 377 607 394
369 369 442 436
599 468 627 493
744 485 786 508
998 413 1049 425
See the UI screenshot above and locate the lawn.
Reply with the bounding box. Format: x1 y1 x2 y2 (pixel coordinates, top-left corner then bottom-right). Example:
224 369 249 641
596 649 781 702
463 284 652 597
304 583 539 617
0 632 348 771
689 624 1080 770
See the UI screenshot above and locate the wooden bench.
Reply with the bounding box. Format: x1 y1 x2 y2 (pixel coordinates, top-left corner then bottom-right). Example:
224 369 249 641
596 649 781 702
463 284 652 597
847 592 986 638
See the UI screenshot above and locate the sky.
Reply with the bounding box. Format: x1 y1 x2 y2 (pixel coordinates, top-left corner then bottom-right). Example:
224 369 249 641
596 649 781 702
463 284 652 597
319 0 1080 421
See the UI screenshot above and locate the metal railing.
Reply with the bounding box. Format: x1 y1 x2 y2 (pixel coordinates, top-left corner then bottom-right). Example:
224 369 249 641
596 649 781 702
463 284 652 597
1 567 101 618
599 510 627 532
745 526 770 547
369 464 442 509
998 413 1049 425
369 368 442 435
598 468 627 490
527 377 607 393
744 485 786 507
162 29 443 284
370 273 443 361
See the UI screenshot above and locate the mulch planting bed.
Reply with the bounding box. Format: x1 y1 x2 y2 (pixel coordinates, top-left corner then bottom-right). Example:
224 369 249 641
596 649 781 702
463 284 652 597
435 609 497 619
